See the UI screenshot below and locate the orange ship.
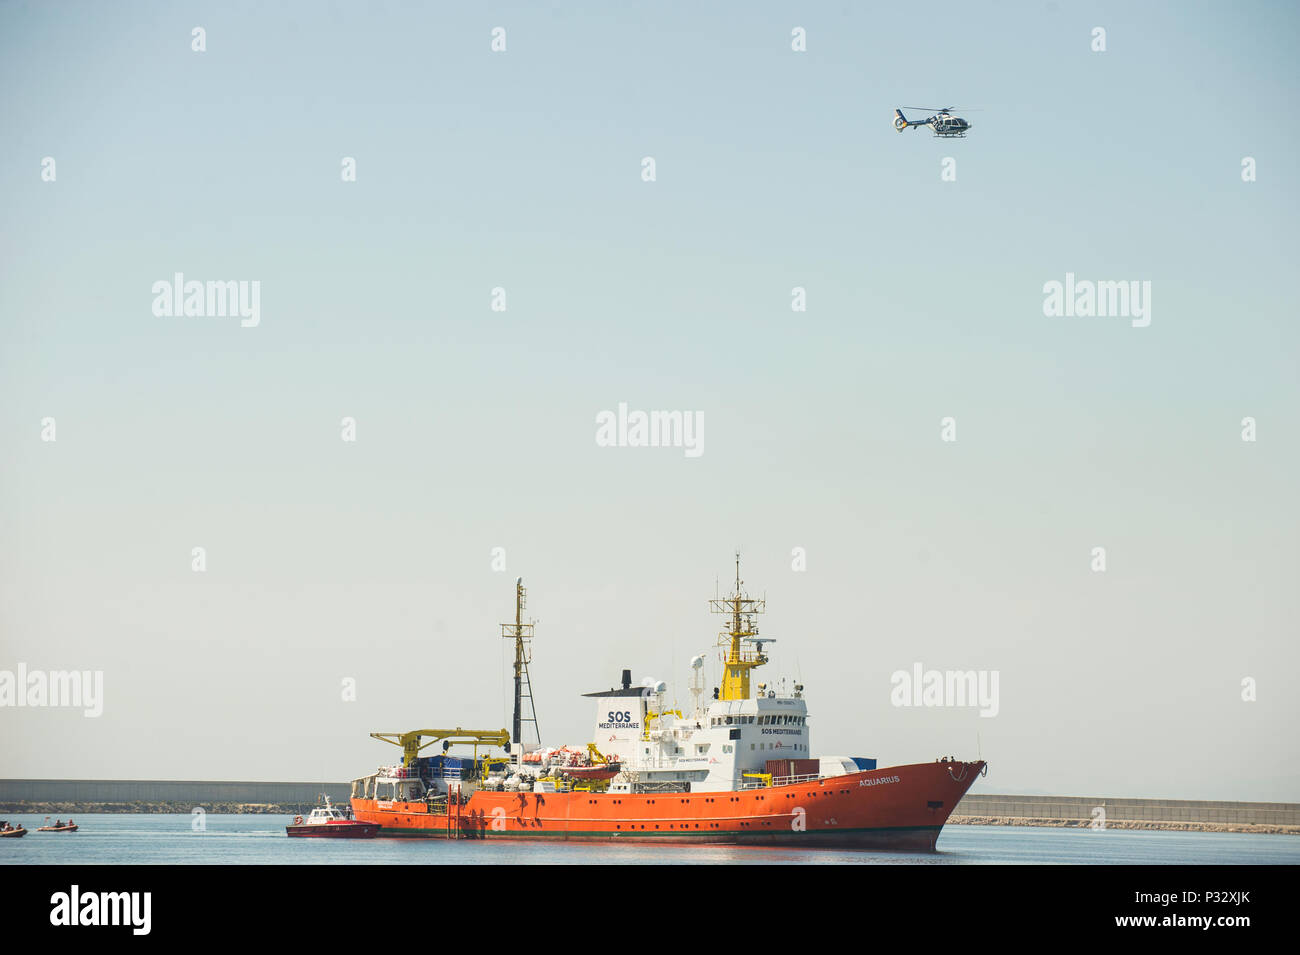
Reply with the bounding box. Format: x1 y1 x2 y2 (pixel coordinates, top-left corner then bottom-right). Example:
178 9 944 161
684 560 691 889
351 561 987 851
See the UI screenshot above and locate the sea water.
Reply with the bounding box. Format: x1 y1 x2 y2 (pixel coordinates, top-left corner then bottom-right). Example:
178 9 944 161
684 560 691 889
3 815 1298 865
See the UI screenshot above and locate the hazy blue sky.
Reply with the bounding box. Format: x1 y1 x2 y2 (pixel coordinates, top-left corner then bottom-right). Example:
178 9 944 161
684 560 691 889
2 1 1297 801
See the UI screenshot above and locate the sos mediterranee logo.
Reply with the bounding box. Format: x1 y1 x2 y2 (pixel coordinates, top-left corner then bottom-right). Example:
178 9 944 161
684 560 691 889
600 710 638 730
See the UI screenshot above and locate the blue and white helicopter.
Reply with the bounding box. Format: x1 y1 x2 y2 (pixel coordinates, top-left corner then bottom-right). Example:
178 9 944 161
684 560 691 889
893 106 973 138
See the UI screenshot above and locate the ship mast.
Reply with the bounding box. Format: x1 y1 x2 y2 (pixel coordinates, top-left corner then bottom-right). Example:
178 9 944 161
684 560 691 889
501 577 541 747
709 554 768 701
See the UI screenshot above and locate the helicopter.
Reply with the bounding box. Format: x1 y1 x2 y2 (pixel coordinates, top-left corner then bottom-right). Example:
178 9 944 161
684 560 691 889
893 107 973 138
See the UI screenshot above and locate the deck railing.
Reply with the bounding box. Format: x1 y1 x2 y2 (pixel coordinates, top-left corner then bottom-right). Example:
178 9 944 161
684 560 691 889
740 772 824 790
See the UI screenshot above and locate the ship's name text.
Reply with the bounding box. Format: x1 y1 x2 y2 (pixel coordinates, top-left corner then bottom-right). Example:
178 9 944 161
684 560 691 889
859 775 901 788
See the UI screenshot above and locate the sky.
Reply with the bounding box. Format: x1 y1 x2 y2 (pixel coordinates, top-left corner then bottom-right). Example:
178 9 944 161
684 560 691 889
1 1 1297 802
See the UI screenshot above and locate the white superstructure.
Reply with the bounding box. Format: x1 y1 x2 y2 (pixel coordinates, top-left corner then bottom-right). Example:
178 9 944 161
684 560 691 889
587 675 810 793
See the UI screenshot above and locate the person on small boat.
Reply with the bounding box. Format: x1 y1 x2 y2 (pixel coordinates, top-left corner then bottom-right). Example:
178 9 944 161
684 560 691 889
67 818 74 827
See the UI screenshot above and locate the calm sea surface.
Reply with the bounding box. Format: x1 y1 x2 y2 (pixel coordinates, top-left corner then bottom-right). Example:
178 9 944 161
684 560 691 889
3 815 1298 864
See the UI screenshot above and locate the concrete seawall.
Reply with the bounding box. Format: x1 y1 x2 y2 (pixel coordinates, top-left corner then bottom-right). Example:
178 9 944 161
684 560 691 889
950 793 1300 833
0 778 351 809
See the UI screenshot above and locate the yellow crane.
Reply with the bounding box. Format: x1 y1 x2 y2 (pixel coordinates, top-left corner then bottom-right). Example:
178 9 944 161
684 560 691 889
370 727 511 768
641 709 683 741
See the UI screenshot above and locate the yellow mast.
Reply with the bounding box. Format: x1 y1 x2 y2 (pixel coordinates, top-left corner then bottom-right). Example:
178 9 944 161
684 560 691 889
709 554 767 701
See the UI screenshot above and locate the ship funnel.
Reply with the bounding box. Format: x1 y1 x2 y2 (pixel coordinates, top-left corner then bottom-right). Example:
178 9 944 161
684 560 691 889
621 669 631 690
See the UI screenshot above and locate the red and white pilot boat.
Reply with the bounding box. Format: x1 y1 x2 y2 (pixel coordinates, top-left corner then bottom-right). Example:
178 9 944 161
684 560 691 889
286 796 380 838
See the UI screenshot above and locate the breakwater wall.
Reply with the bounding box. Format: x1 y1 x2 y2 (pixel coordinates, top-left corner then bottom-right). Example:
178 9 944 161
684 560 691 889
951 793 1300 829
0 778 351 808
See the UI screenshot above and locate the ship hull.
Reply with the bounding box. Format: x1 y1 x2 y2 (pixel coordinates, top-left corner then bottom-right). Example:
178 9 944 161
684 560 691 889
353 760 984 851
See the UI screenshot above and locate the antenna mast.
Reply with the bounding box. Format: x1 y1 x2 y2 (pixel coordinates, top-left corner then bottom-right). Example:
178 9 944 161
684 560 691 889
708 553 769 701
501 577 541 747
